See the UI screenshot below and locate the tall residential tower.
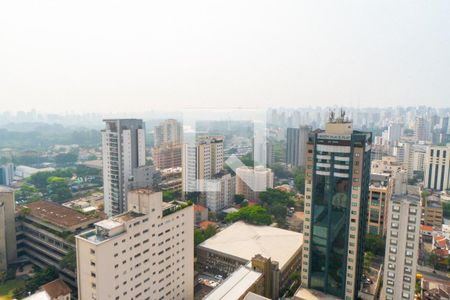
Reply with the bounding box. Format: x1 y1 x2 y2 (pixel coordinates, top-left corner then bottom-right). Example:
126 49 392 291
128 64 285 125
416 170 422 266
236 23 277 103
102 119 146 216
301 113 372 299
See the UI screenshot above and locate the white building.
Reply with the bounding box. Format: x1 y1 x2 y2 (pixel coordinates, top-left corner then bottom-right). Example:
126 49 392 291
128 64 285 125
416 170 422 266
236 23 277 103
102 119 146 216
381 194 421 300
424 145 450 191
206 171 236 213
371 157 407 195
235 166 273 201
387 123 402 146
76 189 194 300
0 163 14 186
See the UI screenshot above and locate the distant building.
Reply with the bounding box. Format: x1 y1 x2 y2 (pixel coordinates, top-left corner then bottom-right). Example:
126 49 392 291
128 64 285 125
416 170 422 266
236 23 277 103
14 165 55 179
301 115 372 299
0 163 14 186
76 189 194 300
286 126 311 167
423 193 443 229
415 116 429 142
194 204 208 224
0 187 17 271
102 119 146 216
197 221 302 292
387 122 403 146
182 135 224 193
367 173 394 236
371 157 407 195
421 278 450 300
152 144 182 169
158 167 182 192
381 194 421 300
153 119 182 148
16 200 103 289
23 278 71 300
235 166 273 201
424 145 450 192
206 171 236 213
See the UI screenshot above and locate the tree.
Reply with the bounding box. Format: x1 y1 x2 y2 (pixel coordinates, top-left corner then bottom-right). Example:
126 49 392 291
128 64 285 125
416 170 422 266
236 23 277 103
15 184 41 203
163 190 180 202
0 271 6 284
54 152 78 166
443 202 450 219
194 229 205 246
429 251 438 273
225 205 272 225
240 153 254 167
204 224 217 239
47 176 72 202
60 249 77 271
271 163 292 179
365 234 386 256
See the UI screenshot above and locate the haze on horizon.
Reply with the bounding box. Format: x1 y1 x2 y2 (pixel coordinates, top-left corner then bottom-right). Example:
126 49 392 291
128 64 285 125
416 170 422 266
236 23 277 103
1 0 449 114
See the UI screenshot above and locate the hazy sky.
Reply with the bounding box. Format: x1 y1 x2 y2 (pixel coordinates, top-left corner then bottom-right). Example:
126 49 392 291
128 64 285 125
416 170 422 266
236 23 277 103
1 0 449 113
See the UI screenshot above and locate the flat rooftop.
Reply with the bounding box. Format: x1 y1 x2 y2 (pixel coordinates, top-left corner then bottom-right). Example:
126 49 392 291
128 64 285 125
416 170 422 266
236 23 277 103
293 288 342 300
23 200 100 229
203 266 262 300
198 221 303 270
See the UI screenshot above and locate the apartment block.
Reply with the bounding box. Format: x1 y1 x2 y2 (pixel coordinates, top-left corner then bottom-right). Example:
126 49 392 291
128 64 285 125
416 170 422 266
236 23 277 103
286 126 311 167
152 144 182 170
102 119 147 216
0 187 17 271
367 173 394 236
205 171 236 213
381 194 421 300
76 189 194 300
423 193 443 228
235 166 273 201
153 119 182 148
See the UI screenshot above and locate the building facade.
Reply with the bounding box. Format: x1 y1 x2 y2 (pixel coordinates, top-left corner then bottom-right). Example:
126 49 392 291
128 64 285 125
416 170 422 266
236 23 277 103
424 145 450 192
152 144 182 170
102 119 146 216
381 194 421 300
235 166 273 201
153 119 182 148
301 116 372 299
286 126 311 167
76 189 194 300
205 171 236 213
0 163 14 186
367 173 394 236
0 187 17 271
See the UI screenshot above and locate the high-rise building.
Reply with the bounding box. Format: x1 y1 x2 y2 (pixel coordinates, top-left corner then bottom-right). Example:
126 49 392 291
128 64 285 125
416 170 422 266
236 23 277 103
182 136 224 193
367 174 394 236
387 123 402 146
235 166 274 201
0 163 14 186
152 144 182 170
153 119 182 148
301 114 372 299
381 194 421 300
0 187 16 271
424 145 450 191
102 119 146 216
415 117 428 142
76 189 194 300
286 126 311 167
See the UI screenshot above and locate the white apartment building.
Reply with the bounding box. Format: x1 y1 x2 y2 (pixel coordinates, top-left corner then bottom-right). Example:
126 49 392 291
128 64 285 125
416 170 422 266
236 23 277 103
371 157 407 195
387 123 402 146
76 189 194 300
205 171 236 213
381 194 421 300
102 119 146 216
424 145 450 191
182 136 224 193
235 166 273 201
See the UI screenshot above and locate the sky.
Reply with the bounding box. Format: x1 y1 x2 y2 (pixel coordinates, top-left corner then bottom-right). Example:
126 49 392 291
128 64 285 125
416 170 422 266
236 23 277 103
1 0 449 113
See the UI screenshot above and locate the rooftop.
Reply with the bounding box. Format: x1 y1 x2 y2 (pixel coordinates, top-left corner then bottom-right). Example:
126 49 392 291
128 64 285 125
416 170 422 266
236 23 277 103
23 200 100 229
41 279 71 298
198 221 303 270
293 288 341 300
203 266 262 300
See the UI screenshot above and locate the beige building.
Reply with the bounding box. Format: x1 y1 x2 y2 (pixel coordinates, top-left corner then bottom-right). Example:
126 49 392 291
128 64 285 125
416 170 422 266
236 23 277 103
153 119 182 148
206 171 236 213
24 278 71 300
424 145 450 191
423 193 443 228
0 186 17 271
381 194 421 300
371 156 407 195
367 174 394 236
235 166 273 201
152 144 182 170
76 189 194 300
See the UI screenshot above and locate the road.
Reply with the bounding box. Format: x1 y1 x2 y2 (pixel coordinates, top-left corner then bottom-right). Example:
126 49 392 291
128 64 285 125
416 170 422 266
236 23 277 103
417 265 449 282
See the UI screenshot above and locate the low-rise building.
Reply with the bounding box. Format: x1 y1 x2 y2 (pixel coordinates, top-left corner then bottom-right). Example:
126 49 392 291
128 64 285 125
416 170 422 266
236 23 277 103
16 200 102 290
423 194 443 229
197 221 302 293
24 278 71 300
421 278 450 300
76 189 194 300
159 167 182 192
235 167 273 201
206 171 235 213
194 204 208 224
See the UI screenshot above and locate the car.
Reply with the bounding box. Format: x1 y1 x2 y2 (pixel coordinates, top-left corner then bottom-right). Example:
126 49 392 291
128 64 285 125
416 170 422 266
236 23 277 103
214 275 223 280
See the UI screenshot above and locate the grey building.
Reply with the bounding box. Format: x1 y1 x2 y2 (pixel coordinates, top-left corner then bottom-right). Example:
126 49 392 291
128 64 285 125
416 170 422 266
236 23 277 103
286 126 311 167
0 187 17 271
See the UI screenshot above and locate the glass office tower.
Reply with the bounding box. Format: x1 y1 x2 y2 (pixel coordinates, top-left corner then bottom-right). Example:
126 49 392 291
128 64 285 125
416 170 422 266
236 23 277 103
301 113 372 300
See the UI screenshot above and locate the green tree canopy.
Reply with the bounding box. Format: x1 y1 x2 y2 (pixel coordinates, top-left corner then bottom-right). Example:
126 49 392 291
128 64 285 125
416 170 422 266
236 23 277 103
225 205 272 225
